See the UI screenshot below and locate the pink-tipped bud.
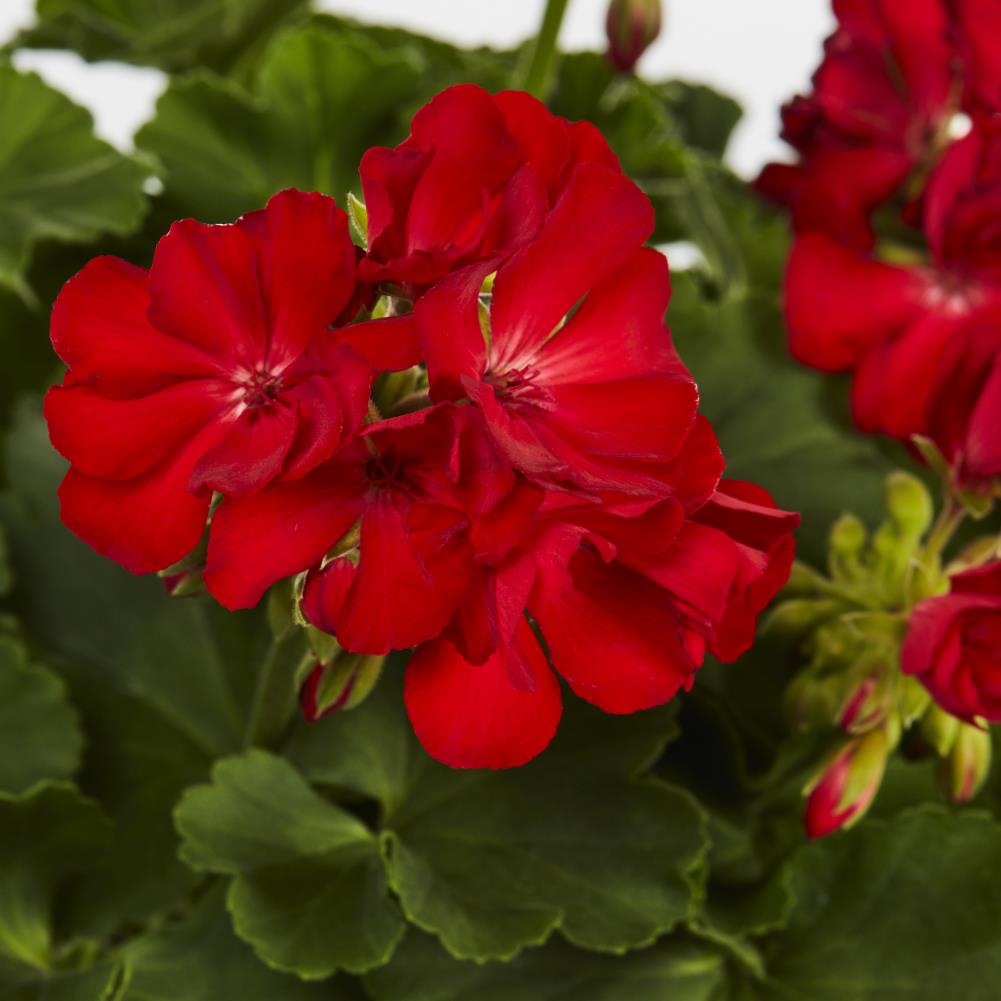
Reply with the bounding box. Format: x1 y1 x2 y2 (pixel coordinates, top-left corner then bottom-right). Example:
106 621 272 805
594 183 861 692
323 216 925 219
942 721 991 803
838 673 890 733
803 729 888 838
605 0 662 73
300 653 384 722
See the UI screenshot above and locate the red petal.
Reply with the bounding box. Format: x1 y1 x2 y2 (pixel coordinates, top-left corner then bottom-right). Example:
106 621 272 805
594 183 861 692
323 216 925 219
405 618 562 768
45 379 229 480
302 494 472 654
490 163 654 371
187 402 298 497
51 256 221 395
785 233 926 371
148 217 267 369
57 419 229 575
237 189 357 369
203 452 367 609
332 314 422 373
531 547 695 714
416 261 494 400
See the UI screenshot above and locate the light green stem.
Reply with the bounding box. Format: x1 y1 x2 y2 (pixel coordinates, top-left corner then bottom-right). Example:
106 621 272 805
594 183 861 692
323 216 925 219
518 0 572 98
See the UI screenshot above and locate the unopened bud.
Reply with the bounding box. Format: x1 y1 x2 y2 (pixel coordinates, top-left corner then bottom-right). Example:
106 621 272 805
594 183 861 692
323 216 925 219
785 670 841 732
885 471 933 540
918 702 960 757
898 675 932 728
605 0 662 73
803 728 888 838
838 673 890 733
299 652 385 721
763 598 840 640
941 721 991 803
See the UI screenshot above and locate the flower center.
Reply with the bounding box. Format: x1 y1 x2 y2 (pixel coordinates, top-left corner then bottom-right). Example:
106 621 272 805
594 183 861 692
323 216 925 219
365 452 407 490
239 368 283 409
485 366 554 413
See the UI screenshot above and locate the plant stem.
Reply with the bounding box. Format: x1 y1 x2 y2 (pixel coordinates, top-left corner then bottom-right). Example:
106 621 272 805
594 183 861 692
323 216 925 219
924 494 966 564
518 0 572 99
243 629 308 750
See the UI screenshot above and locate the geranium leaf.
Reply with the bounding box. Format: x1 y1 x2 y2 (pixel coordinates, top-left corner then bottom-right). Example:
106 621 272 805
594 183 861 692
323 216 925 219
668 270 904 566
174 751 405 978
135 25 424 222
364 929 727 1001
0 63 147 296
286 673 706 962
119 885 365 1001
0 403 298 935
0 630 83 795
15 0 311 75
0 782 111 975
747 807 1001 1000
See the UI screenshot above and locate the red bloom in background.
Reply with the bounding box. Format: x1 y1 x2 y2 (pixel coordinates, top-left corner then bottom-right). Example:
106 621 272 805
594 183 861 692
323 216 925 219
784 120 1001 441
947 0 1001 112
925 319 1001 486
358 84 620 291
415 164 700 496
47 190 375 574
902 561 1001 721
757 0 957 248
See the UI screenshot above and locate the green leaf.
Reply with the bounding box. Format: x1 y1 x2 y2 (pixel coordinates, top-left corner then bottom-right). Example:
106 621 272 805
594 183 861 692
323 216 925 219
365 930 727 1001
0 524 11 597
286 674 706 961
0 630 83 794
175 751 404 978
0 402 296 935
135 25 424 222
656 81 743 158
0 782 111 973
120 886 364 1001
15 0 311 75
0 63 147 295
750 808 1001 1000
668 271 904 566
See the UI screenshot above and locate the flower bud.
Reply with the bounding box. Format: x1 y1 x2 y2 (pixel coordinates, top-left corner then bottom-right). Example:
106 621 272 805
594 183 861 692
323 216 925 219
299 652 385 721
885 471 933 540
803 728 889 838
763 598 840 640
941 721 991 803
605 0 662 73
838 673 890 733
918 702 960 757
785 669 841 732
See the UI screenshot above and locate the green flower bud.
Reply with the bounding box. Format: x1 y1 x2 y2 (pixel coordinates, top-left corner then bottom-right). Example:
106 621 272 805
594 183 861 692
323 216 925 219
300 652 385 721
941 722 992 803
884 471 933 540
918 702 960 757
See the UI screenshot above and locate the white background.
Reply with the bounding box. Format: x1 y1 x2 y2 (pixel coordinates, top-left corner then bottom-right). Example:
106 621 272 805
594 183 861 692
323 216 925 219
0 0 834 178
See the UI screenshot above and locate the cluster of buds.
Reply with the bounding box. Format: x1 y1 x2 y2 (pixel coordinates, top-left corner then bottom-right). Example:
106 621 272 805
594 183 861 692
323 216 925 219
772 472 995 837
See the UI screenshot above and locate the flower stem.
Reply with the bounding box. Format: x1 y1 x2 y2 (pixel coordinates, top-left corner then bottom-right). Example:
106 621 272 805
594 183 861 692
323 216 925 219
518 0 572 99
243 628 309 750
924 494 966 564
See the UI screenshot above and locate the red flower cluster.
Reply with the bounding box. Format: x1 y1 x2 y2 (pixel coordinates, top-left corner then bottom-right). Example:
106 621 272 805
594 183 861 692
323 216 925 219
763 0 1001 491
903 561 1001 723
47 85 797 768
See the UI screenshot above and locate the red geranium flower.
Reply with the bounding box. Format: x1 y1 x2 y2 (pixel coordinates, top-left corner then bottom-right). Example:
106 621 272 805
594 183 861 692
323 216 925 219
757 0 957 248
404 470 798 769
358 84 620 292
784 119 1001 441
902 561 1001 721
415 163 700 496
46 189 379 574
